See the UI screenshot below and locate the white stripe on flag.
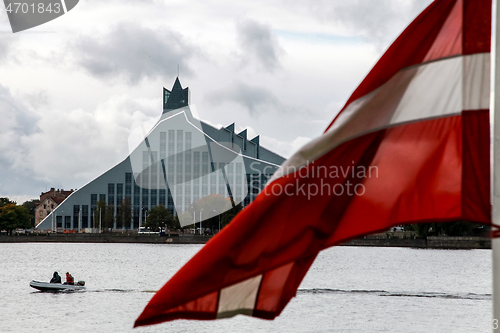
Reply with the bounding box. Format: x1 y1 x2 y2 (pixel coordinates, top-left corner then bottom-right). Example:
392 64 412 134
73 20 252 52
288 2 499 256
217 275 262 318
271 53 490 182
463 53 490 110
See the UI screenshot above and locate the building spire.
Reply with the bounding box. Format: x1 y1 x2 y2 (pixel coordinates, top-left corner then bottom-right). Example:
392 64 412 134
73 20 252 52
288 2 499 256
163 77 189 111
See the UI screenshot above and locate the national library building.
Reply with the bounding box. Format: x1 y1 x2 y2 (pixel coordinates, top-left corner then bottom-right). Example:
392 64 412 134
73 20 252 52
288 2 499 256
36 78 285 230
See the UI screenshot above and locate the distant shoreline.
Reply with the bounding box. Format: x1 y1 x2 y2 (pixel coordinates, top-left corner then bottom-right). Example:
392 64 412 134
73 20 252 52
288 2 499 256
340 236 490 250
0 233 212 244
0 233 491 249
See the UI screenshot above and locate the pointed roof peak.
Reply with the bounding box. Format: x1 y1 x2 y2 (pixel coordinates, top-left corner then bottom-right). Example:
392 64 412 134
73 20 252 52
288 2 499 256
173 77 182 89
225 123 235 132
163 77 189 111
237 129 247 139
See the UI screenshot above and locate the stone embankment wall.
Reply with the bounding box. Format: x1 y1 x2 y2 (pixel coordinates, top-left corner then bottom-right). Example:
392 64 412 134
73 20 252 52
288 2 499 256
0 233 212 244
0 234 492 249
341 236 490 249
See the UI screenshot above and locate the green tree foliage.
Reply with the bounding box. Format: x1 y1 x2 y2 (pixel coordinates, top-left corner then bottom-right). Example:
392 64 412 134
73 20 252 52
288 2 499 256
103 205 115 231
0 204 31 235
94 198 106 230
177 211 193 228
220 203 242 229
116 197 132 229
0 197 16 208
412 221 485 238
143 205 177 231
412 223 430 238
22 199 40 227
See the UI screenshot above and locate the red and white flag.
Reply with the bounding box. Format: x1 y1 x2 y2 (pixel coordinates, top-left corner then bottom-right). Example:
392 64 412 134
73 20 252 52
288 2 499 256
134 0 491 327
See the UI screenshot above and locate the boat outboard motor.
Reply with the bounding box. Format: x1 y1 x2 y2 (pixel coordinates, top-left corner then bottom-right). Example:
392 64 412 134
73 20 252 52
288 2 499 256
77 281 85 286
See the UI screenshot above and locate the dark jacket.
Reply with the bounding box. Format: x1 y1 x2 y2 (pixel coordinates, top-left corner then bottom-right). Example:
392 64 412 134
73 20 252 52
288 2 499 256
50 272 61 283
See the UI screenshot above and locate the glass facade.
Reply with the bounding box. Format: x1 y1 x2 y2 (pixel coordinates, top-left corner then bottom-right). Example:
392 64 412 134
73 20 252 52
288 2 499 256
125 173 132 199
108 183 114 206
82 205 88 228
73 205 79 229
116 183 123 206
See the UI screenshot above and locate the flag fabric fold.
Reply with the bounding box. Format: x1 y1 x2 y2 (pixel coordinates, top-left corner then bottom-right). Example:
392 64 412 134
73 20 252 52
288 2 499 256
135 0 492 327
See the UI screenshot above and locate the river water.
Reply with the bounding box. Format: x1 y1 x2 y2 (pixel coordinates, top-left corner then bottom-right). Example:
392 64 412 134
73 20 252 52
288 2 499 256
0 243 492 332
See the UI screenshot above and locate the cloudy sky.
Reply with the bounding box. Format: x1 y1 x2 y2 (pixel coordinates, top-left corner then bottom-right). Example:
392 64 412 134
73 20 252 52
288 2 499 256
0 0 433 203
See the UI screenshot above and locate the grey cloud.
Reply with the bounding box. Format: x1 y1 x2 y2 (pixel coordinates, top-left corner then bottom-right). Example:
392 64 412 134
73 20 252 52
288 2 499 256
0 84 43 199
207 82 281 115
24 90 50 108
0 85 40 137
0 41 9 62
0 28 15 62
236 19 283 72
303 0 432 48
72 22 199 85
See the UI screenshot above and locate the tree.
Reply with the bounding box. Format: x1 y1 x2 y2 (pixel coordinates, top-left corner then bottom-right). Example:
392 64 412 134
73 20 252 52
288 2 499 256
437 221 479 236
220 203 242 229
411 221 484 238
143 205 177 232
103 205 115 231
116 197 132 229
0 204 31 235
0 197 16 208
22 199 40 228
177 211 193 229
94 198 106 231
189 194 232 231
411 223 431 238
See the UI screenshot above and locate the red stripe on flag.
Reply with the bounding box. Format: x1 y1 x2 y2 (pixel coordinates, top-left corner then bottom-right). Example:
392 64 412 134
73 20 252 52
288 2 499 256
461 110 490 222
325 113 490 246
254 262 294 316
423 0 462 62
463 0 491 54
254 256 316 320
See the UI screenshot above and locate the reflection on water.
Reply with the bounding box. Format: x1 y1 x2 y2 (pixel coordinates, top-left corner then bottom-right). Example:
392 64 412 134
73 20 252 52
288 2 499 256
0 243 492 332
298 288 491 301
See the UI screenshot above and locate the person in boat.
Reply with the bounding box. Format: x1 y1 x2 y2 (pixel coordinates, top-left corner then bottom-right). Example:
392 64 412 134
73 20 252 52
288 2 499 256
64 272 74 285
50 271 61 284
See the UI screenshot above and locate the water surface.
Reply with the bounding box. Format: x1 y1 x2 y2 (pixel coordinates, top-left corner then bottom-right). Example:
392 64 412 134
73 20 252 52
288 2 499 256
0 243 491 332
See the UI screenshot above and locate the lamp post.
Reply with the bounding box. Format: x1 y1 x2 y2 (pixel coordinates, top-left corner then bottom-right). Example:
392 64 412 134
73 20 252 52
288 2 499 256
193 211 196 234
213 209 219 234
141 207 148 228
200 208 204 235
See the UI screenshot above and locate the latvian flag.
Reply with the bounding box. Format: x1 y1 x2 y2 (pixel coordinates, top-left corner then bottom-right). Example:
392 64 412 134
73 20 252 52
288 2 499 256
134 0 491 327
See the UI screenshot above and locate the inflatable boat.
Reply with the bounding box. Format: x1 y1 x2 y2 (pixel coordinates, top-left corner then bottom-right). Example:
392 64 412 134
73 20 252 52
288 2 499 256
29 280 86 292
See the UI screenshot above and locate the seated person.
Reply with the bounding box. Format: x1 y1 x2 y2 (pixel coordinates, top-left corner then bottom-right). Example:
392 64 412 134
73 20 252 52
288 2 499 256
64 272 74 285
50 271 61 284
